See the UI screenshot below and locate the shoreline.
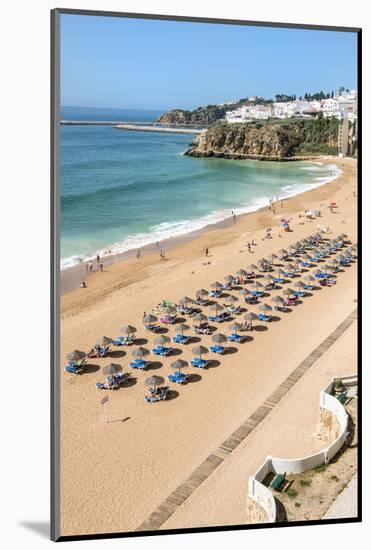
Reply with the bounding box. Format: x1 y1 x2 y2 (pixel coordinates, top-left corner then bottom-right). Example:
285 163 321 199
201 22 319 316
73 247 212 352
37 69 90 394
60 156 344 296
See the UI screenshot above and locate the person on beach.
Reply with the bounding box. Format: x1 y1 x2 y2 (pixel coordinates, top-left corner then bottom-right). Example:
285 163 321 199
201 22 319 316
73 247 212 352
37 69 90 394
205 247 209 256
80 281 87 288
85 263 89 272
89 261 93 272
100 263 103 272
247 242 251 252
97 254 100 264
137 250 141 260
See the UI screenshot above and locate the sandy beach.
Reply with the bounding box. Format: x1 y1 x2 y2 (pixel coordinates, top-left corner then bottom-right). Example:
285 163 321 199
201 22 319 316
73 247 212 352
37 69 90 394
59 156 357 536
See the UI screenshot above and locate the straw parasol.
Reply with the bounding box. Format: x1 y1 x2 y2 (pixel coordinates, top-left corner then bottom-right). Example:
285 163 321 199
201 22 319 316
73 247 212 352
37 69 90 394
294 281 305 289
193 313 207 322
143 314 157 324
259 303 272 312
145 375 164 389
196 288 208 297
132 347 150 358
224 275 235 283
225 295 239 303
66 350 86 361
258 258 268 266
179 296 193 305
96 336 112 347
229 322 242 332
244 312 257 321
162 306 177 315
271 296 284 305
283 288 295 296
176 323 190 334
103 363 122 375
264 274 274 281
209 303 224 313
120 325 137 335
253 281 263 289
278 249 288 257
239 288 249 296
304 275 315 283
210 281 222 290
171 359 188 371
212 333 227 344
268 253 278 263
192 345 209 358
236 269 247 276
154 335 171 346
247 264 258 272
275 269 285 278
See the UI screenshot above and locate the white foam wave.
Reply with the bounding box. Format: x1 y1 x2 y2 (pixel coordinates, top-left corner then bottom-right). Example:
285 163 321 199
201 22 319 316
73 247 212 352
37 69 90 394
61 164 342 271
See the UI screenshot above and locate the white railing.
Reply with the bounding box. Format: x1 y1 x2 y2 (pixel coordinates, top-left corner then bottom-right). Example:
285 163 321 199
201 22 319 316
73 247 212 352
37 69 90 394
247 374 355 522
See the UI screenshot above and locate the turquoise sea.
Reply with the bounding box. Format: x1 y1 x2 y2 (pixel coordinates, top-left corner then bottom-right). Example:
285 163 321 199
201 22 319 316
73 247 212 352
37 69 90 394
61 106 340 269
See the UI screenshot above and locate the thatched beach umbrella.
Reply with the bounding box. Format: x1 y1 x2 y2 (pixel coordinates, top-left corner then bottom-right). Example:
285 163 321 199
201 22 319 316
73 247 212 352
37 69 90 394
224 274 235 283
264 274 274 282
275 269 285 278
236 269 247 276
210 281 222 289
196 288 208 297
304 275 315 283
179 296 193 305
239 288 249 296
258 258 268 266
154 335 171 346
96 336 112 347
120 325 137 335
192 345 209 358
267 253 278 264
162 306 177 315
244 312 257 321
145 375 164 390
229 322 242 333
212 333 227 344
66 350 86 361
294 281 305 289
177 323 190 334
143 314 157 324
247 264 258 272
278 249 288 258
259 303 272 312
253 281 263 289
171 359 188 371
225 295 239 304
103 363 122 375
132 346 150 359
283 288 295 296
209 303 224 313
193 313 207 323
271 295 284 305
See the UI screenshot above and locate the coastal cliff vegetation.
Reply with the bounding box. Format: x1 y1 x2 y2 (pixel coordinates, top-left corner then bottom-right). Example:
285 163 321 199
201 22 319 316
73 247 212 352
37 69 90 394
185 118 342 160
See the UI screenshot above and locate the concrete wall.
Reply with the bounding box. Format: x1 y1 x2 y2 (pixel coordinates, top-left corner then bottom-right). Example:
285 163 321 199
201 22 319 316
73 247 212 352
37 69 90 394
246 374 356 523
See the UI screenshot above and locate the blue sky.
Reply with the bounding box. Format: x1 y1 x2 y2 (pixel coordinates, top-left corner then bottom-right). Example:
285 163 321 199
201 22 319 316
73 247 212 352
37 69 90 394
61 14 358 111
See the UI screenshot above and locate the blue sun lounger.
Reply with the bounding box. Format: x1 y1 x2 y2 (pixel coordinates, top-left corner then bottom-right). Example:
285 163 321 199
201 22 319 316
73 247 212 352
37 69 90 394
172 334 189 345
294 290 305 298
208 315 224 323
228 333 244 343
191 357 209 368
64 364 85 375
251 290 263 298
144 324 161 332
210 345 226 354
273 277 284 284
258 313 272 322
152 346 173 356
303 284 313 290
281 271 292 278
112 336 134 346
300 261 311 268
167 371 190 384
129 359 149 370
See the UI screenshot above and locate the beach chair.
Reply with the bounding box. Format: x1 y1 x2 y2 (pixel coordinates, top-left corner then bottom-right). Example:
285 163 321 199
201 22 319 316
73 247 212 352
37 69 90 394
270 473 286 492
336 391 348 404
64 364 85 375
210 345 226 354
273 277 284 284
302 284 313 291
191 357 209 368
88 345 110 358
112 336 134 346
284 298 297 307
245 296 258 305
172 334 189 345
160 315 176 324
167 371 190 384
144 387 169 403
258 313 272 322
228 333 244 343
300 261 311 268
251 290 263 298
294 291 305 298
281 271 292 278
209 290 222 298
152 346 173 356
129 359 149 370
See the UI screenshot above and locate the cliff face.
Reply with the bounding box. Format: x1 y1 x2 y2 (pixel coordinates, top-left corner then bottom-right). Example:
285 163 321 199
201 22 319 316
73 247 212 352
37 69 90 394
185 119 339 160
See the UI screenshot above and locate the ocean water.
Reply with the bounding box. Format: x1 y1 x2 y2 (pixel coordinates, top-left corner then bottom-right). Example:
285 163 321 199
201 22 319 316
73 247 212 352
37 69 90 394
60 106 341 269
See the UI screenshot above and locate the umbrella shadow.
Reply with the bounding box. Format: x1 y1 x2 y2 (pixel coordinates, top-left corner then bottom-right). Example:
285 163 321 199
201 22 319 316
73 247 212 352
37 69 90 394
188 336 201 344
207 359 221 369
174 317 187 324
166 389 179 401
121 377 137 388
154 327 169 334
84 364 100 374
134 338 148 345
147 361 163 371
109 350 126 358
170 348 183 356
241 335 254 343
253 325 268 332
225 346 238 355
270 316 281 323
186 373 202 383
